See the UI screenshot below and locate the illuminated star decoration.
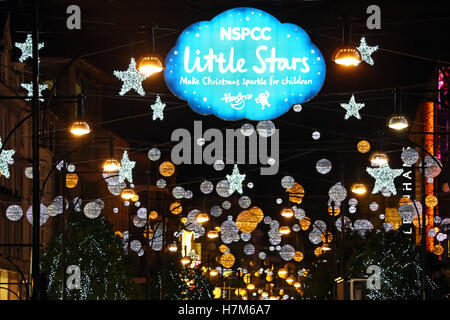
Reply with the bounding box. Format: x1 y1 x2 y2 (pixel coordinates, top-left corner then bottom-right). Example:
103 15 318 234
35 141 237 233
14 34 44 63
21 82 48 102
118 151 136 183
356 37 378 66
0 137 15 179
226 164 246 195
113 58 146 96
366 163 403 195
340 95 365 120
151 95 166 120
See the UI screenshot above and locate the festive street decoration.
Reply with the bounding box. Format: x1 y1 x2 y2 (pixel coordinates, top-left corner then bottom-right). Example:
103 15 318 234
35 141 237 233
21 82 48 102
0 137 15 178
340 95 365 120
356 37 378 66
15 34 44 62
113 58 146 96
366 163 403 195
150 95 166 120
226 164 246 195
118 151 136 183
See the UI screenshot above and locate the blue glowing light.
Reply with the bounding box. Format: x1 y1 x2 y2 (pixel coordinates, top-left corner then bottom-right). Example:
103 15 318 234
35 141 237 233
164 7 326 121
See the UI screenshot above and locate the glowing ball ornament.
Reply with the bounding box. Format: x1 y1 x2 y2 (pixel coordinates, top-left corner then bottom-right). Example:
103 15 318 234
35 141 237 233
357 140 371 153
148 148 161 161
83 201 101 219
159 161 175 177
401 147 419 166
316 159 332 174
6 205 23 221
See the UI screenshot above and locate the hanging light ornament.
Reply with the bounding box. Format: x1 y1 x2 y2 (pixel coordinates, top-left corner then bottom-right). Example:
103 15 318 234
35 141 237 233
147 147 161 161
159 161 175 177
316 158 332 175
369 151 389 167
69 120 91 137
113 57 146 96
150 95 166 120
83 201 101 219
356 37 378 65
0 137 15 178
357 140 371 153
6 205 23 221
328 182 347 202
400 147 419 166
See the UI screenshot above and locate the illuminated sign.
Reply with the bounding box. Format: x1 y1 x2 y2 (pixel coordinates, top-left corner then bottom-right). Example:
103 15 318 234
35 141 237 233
164 7 326 120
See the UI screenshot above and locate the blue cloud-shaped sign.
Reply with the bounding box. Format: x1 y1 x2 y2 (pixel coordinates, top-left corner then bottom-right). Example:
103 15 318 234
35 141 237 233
164 7 326 121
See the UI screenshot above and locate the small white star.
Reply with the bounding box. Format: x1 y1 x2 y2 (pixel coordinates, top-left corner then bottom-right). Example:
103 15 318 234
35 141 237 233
15 34 44 63
366 164 403 195
0 137 15 179
151 95 166 120
226 164 246 195
21 82 48 102
118 151 136 184
340 95 365 120
357 37 378 66
113 58 146 96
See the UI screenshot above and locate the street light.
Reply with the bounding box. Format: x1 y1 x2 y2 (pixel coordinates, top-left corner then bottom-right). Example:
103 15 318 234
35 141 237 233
102 158 121 172
387 114 409 131
196 213 210 223
69 120 91 137
333 46 362 67
120 188 136 200
350 183 367 195
180 256 191 266
137 56 164 78
369 151 389 167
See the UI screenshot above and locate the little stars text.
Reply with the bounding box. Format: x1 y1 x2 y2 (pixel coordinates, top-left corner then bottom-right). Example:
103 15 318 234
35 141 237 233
183 27 310 74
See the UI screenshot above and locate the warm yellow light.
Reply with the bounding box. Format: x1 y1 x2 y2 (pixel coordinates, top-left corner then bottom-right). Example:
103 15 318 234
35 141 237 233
207 230 219 239
370 151 389 167
120 188 136 200
286 276 295 285
209 269 219 277
333 47 362 67
246 283 255 290
131 194 139 202
261 292 269 298
357 140 371 153
279 226 291 235
137 56 164 77
168 242 178 252
351 183 367 195
425 195 438 208
280 208 294 218
180 256 191 266
196 213 210 223
387 114 409 131
294 282 301 288
69 120 91 136
322 243 331 251
278 268 288 278
102 159 121 173
66 173 79 189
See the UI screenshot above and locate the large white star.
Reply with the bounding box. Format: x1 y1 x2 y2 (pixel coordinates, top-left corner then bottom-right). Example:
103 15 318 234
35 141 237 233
15 34 44 63
226 164 246 195
357 37 378 66
21 82 48 102
150 95 166 120
113 58 146 96
0 137 15 179
340 95 365 120
366 163 403 195
118 151 135 183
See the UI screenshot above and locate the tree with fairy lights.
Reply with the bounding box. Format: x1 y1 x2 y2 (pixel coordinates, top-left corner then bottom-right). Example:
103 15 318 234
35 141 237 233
41 211 138 300
152 262 213 300
347 230 436 300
